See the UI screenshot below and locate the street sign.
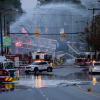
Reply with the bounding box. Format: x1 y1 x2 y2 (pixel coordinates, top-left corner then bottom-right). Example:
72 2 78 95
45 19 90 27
0 36 11 47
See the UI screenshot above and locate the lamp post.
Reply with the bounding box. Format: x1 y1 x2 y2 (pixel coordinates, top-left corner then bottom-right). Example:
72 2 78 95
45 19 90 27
76 20 88 28
0 8 18 56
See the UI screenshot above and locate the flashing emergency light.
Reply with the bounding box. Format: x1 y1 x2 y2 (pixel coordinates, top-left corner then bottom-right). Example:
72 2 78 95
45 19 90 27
93 60 96 62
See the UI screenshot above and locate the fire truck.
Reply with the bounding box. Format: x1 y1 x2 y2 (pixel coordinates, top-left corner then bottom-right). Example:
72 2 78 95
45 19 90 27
6 54 30 67
75 52 95 66
6 52 52 67
0 56 19 83
32 52 52 62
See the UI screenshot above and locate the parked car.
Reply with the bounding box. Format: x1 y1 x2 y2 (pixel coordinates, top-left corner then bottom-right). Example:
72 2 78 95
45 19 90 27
25 61 52 74
89 62 100 74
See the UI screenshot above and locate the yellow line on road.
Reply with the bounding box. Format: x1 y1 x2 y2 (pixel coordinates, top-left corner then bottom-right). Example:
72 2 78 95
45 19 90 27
69 86 100 99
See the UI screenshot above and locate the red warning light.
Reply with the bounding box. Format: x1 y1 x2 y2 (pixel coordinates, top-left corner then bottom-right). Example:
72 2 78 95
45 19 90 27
42 43 44 44
47 43 48 44
52 42 53 44
33 41 34 42
75 35 76 37
79 33 81 34
29 42 32 44
57 42 58 43
27 46 29 48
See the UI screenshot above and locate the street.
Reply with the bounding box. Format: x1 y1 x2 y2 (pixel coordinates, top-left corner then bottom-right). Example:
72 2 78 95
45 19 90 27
0 67 100 100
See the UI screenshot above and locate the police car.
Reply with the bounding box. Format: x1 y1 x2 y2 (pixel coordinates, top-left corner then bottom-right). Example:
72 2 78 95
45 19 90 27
25 61 52 74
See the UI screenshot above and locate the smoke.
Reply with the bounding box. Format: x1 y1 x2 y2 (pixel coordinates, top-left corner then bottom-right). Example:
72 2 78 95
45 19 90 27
10 0 100 53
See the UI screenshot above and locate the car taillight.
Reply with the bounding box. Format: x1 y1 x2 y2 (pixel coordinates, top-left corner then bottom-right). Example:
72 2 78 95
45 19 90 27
92 66 94 68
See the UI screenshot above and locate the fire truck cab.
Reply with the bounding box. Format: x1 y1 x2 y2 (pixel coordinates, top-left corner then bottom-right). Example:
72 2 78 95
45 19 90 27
75 52 95 66
0 56 19 83
0 56 14 71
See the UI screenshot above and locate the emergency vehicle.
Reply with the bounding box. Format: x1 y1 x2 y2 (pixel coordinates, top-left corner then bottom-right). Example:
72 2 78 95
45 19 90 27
0 56 19 83
6 52 52 67
32 52 52 62
6 54 30 67
75 52 95 66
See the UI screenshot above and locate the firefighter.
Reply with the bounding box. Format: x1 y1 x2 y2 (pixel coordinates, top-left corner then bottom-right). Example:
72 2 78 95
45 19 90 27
54 57 57 65
50 61 53 67
60 57 63 66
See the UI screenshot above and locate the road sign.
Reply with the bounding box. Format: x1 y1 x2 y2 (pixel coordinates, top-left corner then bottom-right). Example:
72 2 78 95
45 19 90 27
0 36 11 47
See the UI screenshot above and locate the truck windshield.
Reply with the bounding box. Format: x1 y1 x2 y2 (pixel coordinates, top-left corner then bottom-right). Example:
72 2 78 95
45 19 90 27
5 62 14 69
76 54 86 58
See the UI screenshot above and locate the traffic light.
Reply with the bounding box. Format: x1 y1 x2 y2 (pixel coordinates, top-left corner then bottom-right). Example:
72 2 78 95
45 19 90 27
90 47 92 51
62 33 66 37
35 29 39 37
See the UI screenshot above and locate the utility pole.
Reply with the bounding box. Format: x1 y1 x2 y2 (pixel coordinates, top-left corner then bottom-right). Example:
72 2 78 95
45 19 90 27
0 10 3 56
4 15 6 54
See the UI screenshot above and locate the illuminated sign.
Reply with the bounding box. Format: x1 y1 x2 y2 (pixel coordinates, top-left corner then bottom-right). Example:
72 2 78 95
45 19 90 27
0 36 11 47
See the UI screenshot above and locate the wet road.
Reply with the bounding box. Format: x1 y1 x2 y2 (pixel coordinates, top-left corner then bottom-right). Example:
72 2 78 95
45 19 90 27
0 67 100 100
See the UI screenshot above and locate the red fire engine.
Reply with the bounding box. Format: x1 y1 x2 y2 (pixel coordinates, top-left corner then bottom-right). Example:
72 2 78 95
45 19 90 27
6 54 30 67
75 52 95 66
6 52 52 67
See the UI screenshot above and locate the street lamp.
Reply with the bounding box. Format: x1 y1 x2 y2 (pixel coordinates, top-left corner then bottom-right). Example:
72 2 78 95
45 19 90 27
0 8 18 56
76 20 88 28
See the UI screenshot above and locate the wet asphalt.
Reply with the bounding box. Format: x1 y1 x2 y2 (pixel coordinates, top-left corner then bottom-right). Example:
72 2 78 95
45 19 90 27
0 67 100 93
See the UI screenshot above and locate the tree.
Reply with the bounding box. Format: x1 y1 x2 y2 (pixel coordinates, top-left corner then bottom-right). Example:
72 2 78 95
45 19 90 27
80 15 100 51
0 0 23 29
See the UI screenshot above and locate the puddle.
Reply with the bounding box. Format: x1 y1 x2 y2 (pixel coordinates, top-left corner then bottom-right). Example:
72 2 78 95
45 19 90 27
0 70 100 93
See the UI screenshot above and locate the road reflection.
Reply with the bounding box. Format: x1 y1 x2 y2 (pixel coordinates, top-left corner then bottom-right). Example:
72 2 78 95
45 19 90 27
0 70 100 93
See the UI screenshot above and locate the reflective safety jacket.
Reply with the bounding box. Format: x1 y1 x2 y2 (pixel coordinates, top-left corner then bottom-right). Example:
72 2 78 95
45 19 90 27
54 59 57 63
60 59 63 64
50 62 52 67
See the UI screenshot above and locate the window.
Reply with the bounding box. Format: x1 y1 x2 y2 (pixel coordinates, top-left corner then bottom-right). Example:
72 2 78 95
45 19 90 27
40 62 47 65
76 54 86 58
94 63 100 66
31 62 40 65
36 55 39 59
